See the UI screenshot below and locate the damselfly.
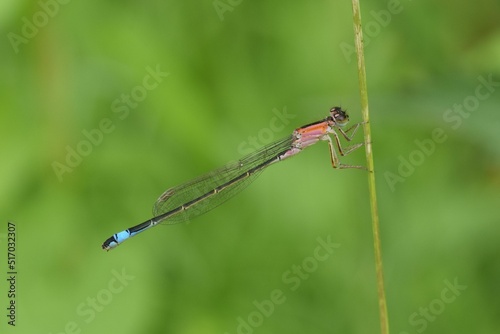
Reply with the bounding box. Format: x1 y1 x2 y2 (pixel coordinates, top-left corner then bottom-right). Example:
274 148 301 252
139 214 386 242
102 107 365 251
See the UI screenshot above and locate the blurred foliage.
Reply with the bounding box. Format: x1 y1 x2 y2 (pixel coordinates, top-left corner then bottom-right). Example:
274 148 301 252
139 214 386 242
1 0 500 333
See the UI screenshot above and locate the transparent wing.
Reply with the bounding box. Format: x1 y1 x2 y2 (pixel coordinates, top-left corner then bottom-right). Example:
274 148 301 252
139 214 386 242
152 134 295 224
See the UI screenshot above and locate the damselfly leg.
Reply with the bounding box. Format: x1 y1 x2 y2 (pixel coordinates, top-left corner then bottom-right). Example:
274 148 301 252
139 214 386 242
328 121 366 169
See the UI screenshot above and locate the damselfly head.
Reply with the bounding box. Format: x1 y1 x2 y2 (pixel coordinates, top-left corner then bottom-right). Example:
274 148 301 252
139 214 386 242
329 107 349 126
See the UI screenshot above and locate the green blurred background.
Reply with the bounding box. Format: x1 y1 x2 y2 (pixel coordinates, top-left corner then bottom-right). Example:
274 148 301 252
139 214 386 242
1 0 500 333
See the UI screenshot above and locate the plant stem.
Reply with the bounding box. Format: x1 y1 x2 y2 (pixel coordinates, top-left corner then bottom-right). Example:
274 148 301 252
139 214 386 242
350 1 389 333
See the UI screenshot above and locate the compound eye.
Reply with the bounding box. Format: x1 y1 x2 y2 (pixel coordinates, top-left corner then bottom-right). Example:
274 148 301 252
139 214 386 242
330 107 349 125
